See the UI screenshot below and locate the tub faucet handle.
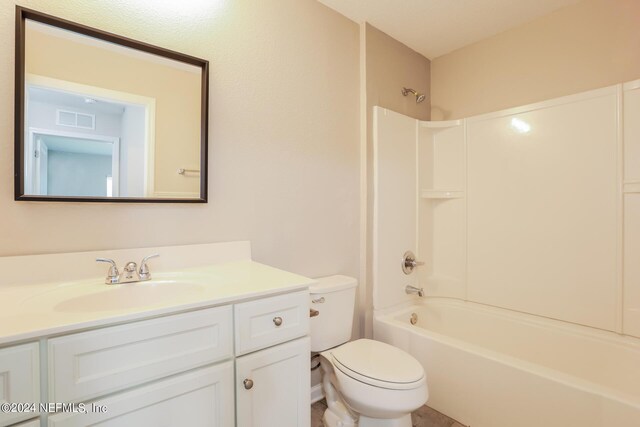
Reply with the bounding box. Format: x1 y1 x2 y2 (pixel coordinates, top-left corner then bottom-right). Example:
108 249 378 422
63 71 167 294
402 251 424 274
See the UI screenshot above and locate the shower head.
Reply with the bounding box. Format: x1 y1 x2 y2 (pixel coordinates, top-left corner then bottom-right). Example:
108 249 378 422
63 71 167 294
402 87 426 103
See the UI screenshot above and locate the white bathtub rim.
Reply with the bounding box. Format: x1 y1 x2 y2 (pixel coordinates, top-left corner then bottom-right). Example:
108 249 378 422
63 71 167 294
374 302 640 411
376 297 640 349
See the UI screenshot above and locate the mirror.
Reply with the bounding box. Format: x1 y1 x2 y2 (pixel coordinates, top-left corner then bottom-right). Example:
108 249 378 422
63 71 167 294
15 7 208 202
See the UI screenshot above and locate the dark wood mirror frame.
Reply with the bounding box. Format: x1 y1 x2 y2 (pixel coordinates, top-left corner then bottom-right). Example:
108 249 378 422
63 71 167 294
14 6 209 203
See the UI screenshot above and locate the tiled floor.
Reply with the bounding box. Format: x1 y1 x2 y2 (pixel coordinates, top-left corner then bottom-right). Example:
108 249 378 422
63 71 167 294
311 399 466 427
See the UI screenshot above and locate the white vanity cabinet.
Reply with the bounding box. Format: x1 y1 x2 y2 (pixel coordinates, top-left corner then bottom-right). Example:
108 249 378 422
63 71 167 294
0 288 310 427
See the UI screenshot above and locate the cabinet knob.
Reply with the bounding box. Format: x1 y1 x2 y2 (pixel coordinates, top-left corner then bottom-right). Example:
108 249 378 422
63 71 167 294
273 316 283 327
243 379 254 390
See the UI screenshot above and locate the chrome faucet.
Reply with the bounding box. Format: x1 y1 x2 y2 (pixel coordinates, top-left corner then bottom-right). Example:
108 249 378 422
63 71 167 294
96 254 159 285
405 285 424 297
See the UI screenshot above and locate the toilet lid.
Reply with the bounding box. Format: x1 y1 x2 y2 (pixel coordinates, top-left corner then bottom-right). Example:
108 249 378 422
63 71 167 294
330 339 424 386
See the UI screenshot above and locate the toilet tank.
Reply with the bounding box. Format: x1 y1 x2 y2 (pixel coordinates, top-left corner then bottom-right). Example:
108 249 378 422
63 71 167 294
310 275 358 352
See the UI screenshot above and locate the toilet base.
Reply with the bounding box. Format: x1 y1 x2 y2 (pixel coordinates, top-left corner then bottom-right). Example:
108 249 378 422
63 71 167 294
358 414 412 427
322 409 411 427
322 406 357 427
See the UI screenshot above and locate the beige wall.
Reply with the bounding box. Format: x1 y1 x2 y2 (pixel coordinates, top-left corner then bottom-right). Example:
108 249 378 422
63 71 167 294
431 0 640 120
366 24 431 122
363 23 430 336
1 0 360 285
26 27 201 195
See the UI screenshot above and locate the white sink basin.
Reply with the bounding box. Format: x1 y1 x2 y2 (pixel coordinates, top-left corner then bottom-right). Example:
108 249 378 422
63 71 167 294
21 274 209 313
54 280 206 312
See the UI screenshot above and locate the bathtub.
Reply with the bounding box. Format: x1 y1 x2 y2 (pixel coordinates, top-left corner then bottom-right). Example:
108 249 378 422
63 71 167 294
373 298 640 427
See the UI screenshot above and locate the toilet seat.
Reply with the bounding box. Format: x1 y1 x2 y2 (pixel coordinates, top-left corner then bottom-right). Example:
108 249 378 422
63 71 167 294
329 339 425 390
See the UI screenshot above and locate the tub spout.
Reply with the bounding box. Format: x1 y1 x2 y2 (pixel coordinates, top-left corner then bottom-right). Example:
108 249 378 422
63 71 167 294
405 285 424 297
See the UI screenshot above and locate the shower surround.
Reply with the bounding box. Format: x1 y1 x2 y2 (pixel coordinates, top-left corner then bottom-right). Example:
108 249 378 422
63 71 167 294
371 80 640 426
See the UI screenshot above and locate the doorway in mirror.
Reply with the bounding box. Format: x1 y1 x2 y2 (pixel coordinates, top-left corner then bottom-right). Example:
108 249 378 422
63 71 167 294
25 84 149 198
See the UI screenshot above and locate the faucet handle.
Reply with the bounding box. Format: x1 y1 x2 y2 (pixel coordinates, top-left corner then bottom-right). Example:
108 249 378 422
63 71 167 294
139 254 159 279
96 258 119 284
402 251 424 274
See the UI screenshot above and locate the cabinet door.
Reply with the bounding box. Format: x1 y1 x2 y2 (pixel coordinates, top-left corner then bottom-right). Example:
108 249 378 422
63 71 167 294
48 362 234 427
0 343 40 427
236 337 310 427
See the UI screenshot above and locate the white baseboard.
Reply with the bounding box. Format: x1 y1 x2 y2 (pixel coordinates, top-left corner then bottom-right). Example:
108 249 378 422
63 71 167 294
311 384 325 404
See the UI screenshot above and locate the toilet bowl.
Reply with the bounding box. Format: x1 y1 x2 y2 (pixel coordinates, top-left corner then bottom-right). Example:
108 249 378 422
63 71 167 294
321 339 428 427
310 276 428 427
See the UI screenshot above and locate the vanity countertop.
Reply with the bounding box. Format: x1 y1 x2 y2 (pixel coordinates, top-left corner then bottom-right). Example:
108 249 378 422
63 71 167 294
0 259 315 346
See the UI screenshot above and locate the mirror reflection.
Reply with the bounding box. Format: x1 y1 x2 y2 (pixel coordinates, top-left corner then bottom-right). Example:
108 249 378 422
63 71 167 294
19 15 207 201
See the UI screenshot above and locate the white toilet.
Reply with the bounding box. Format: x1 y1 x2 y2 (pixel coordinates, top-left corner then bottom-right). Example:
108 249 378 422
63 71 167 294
311 275 428 427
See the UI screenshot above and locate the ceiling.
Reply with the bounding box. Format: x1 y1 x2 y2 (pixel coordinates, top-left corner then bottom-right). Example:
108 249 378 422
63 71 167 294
317 0 581 59
29 87 126 116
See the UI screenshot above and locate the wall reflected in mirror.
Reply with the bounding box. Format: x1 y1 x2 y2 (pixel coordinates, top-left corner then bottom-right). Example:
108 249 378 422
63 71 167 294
16 8 208 202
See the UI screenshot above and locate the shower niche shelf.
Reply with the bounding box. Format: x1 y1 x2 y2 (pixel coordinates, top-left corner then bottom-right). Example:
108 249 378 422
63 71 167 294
624 181 640 194
421 190 464 199
417 120 467 300
420 120 463 129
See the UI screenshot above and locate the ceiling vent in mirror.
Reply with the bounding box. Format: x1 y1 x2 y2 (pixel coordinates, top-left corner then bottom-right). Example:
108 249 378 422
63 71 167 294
56 109 95 130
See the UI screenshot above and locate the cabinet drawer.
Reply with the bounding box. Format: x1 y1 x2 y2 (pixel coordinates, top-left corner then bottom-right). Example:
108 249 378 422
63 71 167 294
49 306 232 403
0 343 39 427
49 362 235 427
12 419 40 427
235 291 309 355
